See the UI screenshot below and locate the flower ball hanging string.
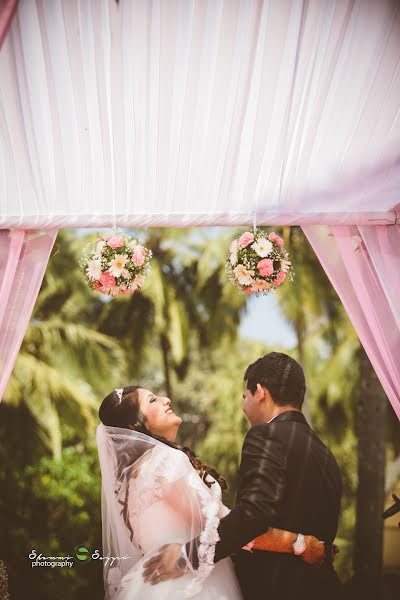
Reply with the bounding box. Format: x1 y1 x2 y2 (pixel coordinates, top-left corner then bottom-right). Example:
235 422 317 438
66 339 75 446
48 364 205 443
80 194 152 297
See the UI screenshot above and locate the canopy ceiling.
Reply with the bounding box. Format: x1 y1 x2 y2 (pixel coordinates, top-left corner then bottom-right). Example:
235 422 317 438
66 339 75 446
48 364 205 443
0 0 399 228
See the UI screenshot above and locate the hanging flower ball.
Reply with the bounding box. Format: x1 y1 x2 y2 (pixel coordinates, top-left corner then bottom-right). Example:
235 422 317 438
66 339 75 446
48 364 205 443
226 229 294 295
80 232 152 297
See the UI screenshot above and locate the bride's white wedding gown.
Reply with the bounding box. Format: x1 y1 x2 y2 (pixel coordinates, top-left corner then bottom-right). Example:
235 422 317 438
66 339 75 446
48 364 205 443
113 446 243 599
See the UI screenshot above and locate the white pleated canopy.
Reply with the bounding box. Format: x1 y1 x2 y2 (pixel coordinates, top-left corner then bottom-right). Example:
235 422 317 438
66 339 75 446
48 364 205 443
0 0 399 228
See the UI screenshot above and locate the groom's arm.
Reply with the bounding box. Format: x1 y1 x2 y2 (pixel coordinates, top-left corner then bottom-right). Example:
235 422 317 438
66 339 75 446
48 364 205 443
188 423 287 566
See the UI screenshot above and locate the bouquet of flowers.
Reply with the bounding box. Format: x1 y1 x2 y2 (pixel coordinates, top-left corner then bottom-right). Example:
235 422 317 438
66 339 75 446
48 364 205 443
80 233 152 297
227 229 294 295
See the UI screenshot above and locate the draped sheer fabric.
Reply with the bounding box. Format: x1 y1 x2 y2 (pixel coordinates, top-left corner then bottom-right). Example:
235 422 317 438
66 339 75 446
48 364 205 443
0 0 399 227
96 424 230 599
0 228 57 401
303 225 400 419
0 0 18 48
0 1 399 421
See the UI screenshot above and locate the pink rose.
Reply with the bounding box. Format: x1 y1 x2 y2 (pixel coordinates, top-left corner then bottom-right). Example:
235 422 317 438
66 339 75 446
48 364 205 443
132 247 145 266
101 234 111 241
100 271 116 287
238 232 254 248
274 271 287 286
243 287 255 294
120 289 133 295
268 232 283 248
95 281 103 291
107 235 125 249
257 258 274 277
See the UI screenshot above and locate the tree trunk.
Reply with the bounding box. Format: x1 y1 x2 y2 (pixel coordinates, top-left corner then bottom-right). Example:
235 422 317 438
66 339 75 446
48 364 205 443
289 227 312 425
353 347 386 599
294 315 313 425
160 333 172 399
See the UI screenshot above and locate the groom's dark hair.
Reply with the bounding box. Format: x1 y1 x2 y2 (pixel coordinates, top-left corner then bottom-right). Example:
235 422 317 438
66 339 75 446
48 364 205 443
244 352 306 408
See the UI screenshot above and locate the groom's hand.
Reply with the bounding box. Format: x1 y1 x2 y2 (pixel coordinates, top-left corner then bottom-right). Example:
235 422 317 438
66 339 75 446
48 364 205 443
143 544 186 585
303 535 325 566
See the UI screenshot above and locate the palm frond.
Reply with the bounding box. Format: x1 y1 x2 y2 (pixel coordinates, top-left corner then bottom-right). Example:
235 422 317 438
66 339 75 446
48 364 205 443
4 353 99 458
24 320 126 367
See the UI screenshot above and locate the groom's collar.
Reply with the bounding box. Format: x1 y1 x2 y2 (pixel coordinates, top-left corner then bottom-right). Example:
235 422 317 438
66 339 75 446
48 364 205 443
267 410 308 426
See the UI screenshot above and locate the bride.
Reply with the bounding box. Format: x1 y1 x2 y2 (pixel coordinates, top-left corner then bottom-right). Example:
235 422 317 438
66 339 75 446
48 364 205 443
97 385 326 599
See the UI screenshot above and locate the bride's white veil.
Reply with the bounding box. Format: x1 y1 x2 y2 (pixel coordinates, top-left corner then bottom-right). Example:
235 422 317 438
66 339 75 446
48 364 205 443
96 423 223 599
96 424 144 597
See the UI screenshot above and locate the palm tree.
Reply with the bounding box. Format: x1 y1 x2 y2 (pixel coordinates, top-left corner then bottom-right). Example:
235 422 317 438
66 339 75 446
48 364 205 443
2 231 127 459
98 228 248 398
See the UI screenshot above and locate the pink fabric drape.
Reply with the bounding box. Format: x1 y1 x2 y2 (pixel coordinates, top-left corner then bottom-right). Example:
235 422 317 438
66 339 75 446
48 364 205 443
303 225 400 420
0 229 58 402
0 0 18 48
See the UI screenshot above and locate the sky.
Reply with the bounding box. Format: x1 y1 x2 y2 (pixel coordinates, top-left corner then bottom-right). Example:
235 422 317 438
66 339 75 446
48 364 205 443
239 293 297 349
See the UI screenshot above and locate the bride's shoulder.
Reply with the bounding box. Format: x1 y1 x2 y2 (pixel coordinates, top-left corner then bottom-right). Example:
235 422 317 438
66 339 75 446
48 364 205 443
141 444 190 479
151 443 188 460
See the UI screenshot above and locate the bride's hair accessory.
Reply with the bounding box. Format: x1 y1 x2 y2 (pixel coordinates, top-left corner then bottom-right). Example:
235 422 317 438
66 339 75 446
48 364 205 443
115 388 124 403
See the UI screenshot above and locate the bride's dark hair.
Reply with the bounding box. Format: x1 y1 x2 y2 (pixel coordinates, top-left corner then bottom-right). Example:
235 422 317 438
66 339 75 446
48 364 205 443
99 385 227 541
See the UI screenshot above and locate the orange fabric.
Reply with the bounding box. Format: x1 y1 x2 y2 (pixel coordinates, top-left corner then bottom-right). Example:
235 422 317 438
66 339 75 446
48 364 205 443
250 529 325 566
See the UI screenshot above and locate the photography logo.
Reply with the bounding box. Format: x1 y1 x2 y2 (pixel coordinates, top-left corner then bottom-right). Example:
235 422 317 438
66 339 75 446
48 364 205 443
74 545 92 565
29 545 131 568
29 550 74 569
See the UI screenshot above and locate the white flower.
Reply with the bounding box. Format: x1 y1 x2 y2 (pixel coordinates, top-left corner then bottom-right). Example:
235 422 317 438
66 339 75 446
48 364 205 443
229 248 238 266
108 254 128 277
229 239 239 266
119 268 130 281
251 237 273 257
234 264 254 286
86 258 102 281
280 258 292 273
128 239 139 251
96 240 106 254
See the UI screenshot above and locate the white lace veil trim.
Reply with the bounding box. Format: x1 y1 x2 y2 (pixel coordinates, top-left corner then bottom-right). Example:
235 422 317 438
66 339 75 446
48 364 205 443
96 423 222 599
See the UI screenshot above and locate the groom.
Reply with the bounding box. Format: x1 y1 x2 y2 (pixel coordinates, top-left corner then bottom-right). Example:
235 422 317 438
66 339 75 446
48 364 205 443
143 352 343 599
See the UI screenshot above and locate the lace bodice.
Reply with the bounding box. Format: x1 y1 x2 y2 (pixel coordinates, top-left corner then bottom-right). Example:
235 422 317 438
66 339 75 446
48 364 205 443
126 445 228 597
127 446 189 516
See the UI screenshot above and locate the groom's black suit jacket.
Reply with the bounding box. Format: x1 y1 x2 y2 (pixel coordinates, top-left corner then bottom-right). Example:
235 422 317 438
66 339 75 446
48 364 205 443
189 410 342 600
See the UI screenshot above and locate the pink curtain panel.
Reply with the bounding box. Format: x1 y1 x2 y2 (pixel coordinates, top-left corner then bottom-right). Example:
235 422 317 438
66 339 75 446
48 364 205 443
303 225 400 420
0 0 18 48
0 229 58 402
